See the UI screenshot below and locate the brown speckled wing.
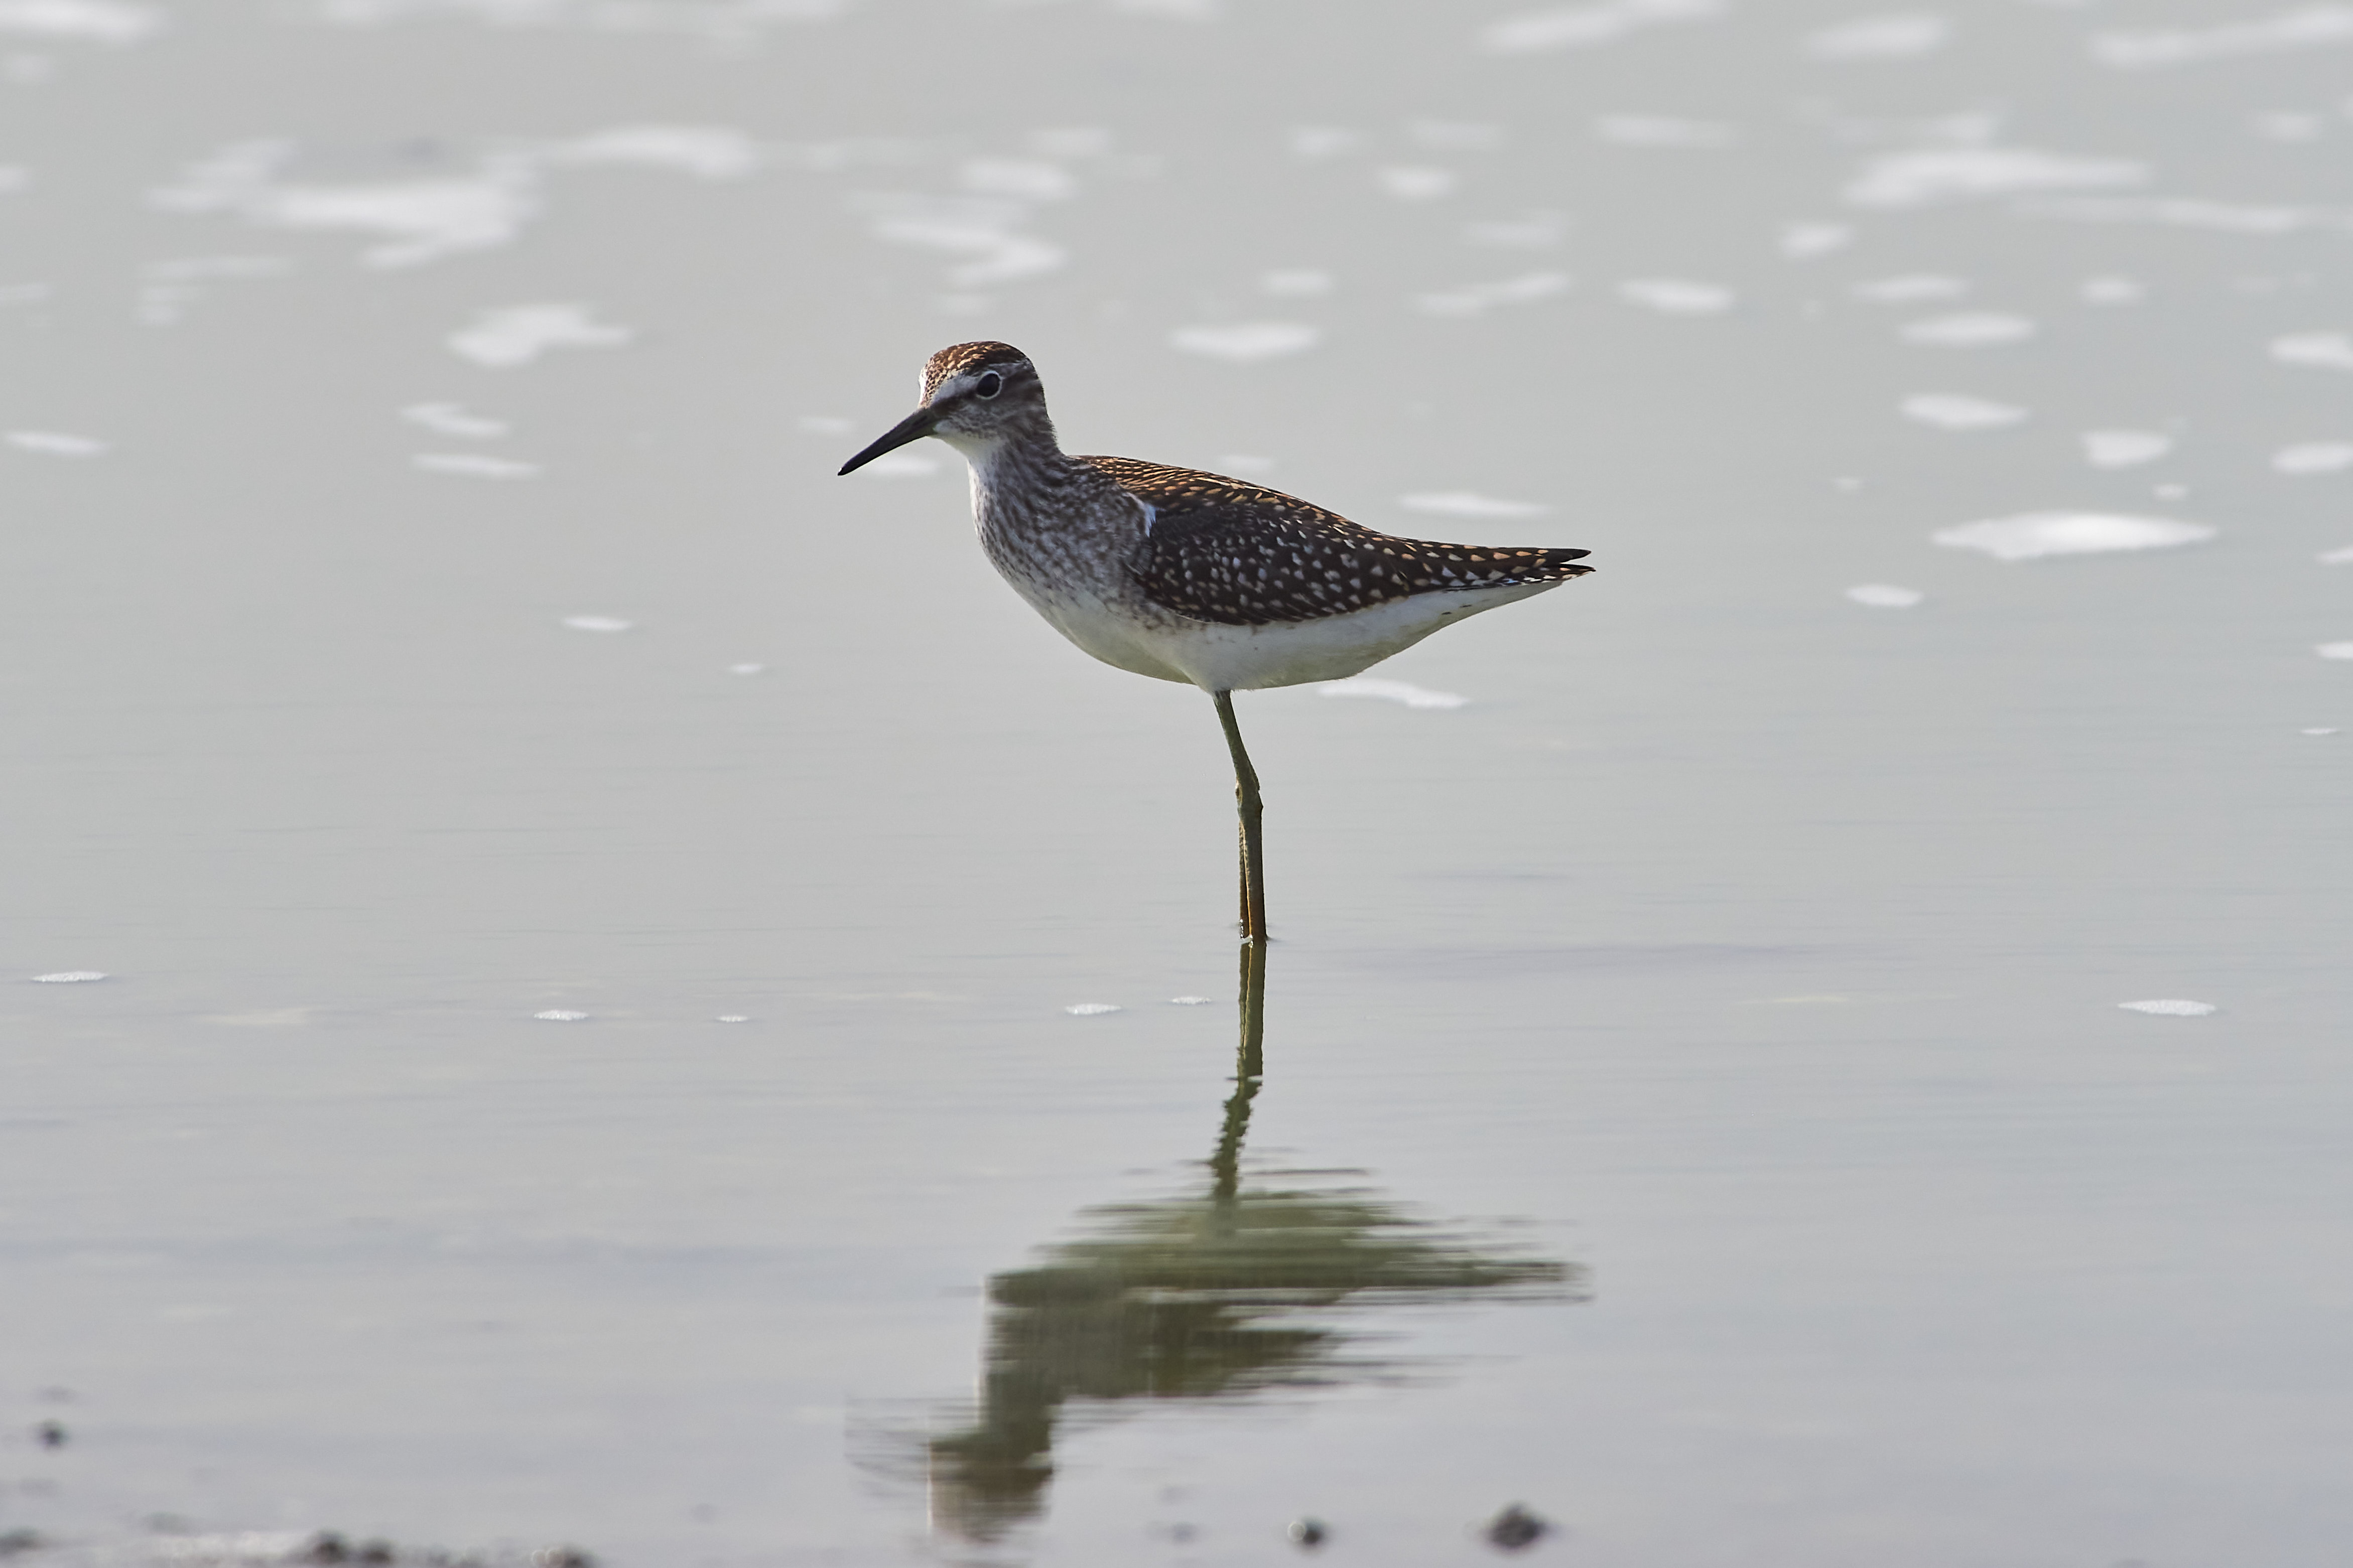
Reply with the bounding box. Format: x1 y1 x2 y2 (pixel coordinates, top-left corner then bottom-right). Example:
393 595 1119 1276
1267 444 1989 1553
1077 456 1593 628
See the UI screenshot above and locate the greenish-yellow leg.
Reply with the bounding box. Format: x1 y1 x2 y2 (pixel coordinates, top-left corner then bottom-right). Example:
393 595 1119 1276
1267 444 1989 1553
1212 689 1267 945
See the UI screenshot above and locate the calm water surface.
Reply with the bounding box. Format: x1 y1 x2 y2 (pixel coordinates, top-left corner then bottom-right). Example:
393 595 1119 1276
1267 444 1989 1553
6 1 2353 1563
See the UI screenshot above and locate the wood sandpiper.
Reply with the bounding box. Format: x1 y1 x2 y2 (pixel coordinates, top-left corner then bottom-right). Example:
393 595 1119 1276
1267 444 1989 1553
840 340 1594 946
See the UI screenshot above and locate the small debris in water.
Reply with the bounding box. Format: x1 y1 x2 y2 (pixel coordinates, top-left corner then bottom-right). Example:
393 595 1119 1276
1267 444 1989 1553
31 970 106 983
1064 1003 1122 1016
2119 999 2216 1017
1288 1516 1330 1549
1484 1503 1550 1550
534 1009 589 1022
35 1419 65 1449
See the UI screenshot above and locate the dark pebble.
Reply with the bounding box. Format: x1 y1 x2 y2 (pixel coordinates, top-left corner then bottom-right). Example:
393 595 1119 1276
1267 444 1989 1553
303 1534 350 1564
34 1421 66 1450
1485 1504 1549 1551
1288 1517 1329 1549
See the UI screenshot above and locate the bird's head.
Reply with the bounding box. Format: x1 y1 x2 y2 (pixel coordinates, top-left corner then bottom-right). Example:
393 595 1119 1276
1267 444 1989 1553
838 341 1049 475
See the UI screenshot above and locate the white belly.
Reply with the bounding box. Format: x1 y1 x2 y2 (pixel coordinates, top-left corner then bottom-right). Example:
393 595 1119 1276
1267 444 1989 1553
1027 579 1564 692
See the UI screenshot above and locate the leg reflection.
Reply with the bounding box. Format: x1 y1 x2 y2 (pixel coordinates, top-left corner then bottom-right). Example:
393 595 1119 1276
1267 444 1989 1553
917 940 1580 1544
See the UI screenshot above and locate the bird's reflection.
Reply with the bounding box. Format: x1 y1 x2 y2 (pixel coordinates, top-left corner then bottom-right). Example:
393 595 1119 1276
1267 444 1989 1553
921 941 1585 1544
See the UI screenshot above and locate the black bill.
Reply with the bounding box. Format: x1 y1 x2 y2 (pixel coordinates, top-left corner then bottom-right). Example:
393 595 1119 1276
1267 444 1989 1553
838 407 938 476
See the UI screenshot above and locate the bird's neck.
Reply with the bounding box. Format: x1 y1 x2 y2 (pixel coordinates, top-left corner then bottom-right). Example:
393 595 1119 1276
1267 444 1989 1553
941 422 1078 506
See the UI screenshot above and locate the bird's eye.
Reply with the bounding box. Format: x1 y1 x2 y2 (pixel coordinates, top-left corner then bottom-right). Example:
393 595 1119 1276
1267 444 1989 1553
975 372 1003 399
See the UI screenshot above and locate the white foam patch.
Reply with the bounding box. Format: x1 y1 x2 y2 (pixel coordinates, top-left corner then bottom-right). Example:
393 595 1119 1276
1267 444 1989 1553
1854 273 1968 303
1289 127 1361 160
858 194 1066 287
0 0 160 42
1620 277 1733 313
1806 13 1950 59
2094 8 2353 70
562 615 632 633
1468 211 1568 247
1901 312 2035 346
7 429 105 455
1845 147 2147 209
1064 1002 1122 1016
318 0 844 34
534 1009 588 1021
728 662 765 675
2118 999 2215 1016
1167 995 1212 1005
715 1014 752 1023
2081 274 2144 304
31 970 106 983
415 453 537 478
1320 678 1469 710
1170 322 1319 362
2278 444 2353 476
1480 0 1725 54
1400 491 1550 517
2303 727 2339 735
856 451 939 477
1778 221 1854 258
152 141 541 269
1902 393 2027 430
1262 268 1333 296
1596 114 1737 148
2254 111 2328 142
2274 332 2353 371
1418 271 1570 317
449 303 631 367
403 401 506 438
2320 546 2353 564
2083 430 2172 469
1379 165 1456 200
1846 583 1925 607
551 125 761 180
1934 512 2215 560
2031 198 2352 235
2319 641 2353 658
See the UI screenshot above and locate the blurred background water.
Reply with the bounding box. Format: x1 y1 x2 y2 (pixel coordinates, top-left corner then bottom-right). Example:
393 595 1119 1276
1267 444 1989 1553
5 0 2353 1562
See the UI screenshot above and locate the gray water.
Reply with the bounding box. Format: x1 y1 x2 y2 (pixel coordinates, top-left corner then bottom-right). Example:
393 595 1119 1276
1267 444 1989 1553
7 1 2353 1562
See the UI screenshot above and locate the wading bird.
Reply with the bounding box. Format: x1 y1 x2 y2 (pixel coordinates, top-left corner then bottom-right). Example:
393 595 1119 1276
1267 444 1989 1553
840 341 1592 948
